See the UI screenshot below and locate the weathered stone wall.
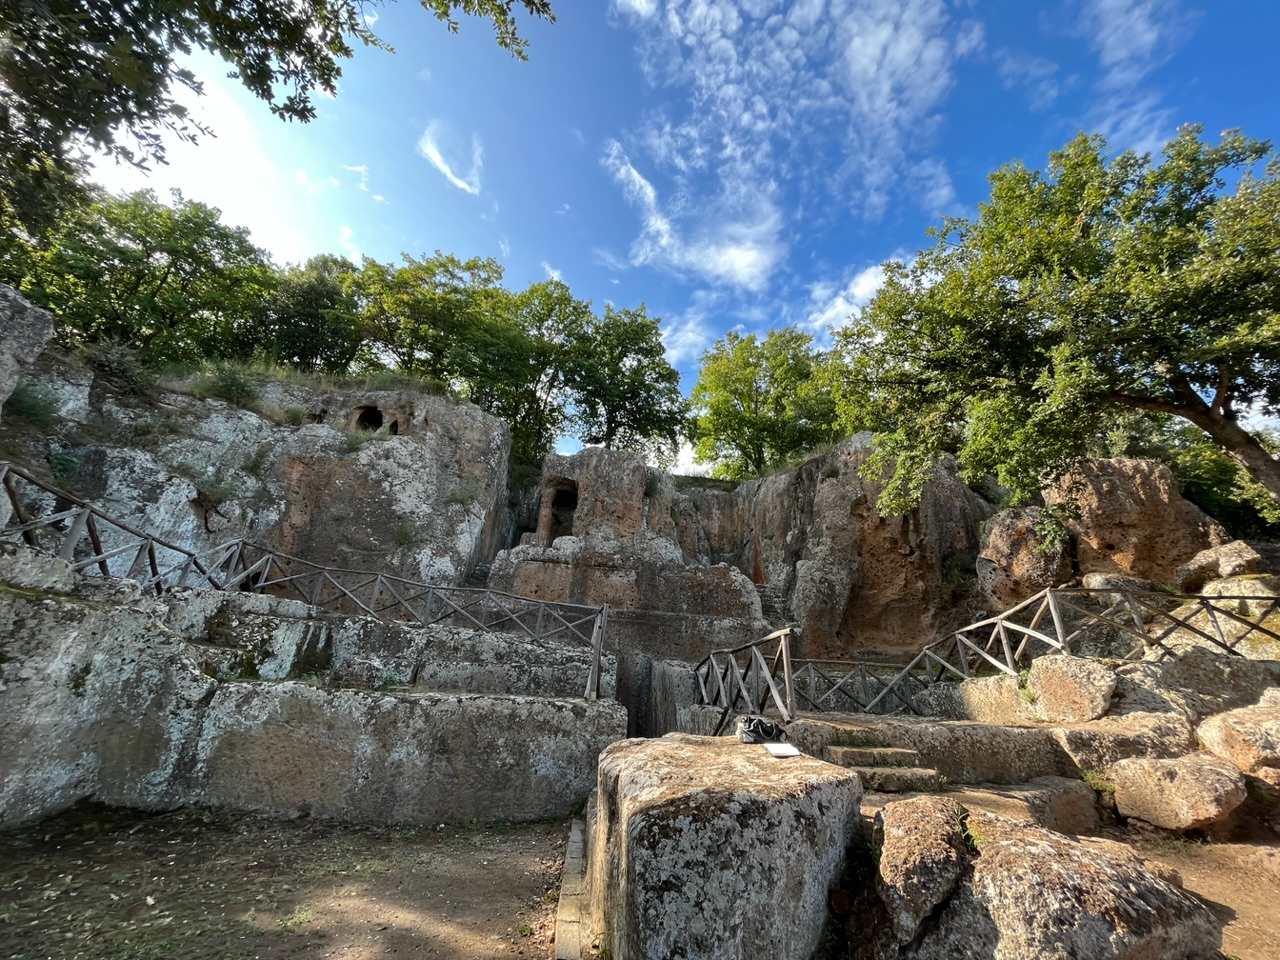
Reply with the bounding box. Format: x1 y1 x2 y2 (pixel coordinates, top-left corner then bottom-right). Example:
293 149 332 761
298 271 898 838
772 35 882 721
14 358 510 586
0 547 625 827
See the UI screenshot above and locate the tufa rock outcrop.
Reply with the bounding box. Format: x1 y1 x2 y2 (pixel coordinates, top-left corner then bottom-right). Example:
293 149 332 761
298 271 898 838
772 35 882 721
0 284 54 418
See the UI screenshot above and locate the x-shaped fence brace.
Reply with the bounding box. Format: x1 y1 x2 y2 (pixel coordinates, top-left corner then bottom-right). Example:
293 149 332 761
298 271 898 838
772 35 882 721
1 460 611 699
694 583 1280 719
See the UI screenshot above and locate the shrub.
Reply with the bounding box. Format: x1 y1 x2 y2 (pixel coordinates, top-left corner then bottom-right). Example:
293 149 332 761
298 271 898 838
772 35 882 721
283 406 306 426
3 382 55 430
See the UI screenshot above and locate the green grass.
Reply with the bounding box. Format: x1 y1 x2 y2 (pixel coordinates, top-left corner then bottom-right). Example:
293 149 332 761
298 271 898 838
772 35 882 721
3 382 56 430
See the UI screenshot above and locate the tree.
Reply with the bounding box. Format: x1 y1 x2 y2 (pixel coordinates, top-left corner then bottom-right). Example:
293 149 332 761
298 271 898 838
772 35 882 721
690 326 838 478
12 188 274 363
348 251 504 380
260 255 363 373
462 279 593 464
834 126 1280 514
0 1 555 235
571 304 687 461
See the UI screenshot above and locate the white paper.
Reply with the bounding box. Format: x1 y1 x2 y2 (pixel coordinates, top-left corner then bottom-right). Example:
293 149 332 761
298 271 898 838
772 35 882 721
764 742 801 757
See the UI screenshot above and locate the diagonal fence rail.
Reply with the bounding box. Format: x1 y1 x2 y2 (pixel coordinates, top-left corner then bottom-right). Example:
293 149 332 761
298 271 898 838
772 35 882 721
0 459 611 699
695 584 1280 719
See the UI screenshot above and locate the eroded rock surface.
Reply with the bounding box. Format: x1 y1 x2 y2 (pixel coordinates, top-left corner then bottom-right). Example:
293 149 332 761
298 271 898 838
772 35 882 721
1176 540 1262 592
874 796 967 944
977 506 1071 610
587 734 861 960
890 807 1221 960
1045 459 1228 584
1029 654 1117 722
1197 700 1280 773
1109 754 1247 831
0 284 54 415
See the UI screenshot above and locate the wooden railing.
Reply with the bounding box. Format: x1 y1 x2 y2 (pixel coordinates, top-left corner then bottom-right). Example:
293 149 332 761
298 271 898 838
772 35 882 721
693 627 796 723
0 460 611 699
694 583 1280 719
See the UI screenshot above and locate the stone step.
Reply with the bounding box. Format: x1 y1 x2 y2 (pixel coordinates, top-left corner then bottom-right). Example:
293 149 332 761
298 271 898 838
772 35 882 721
825 745 921 768
848 766 944 793
554 818 587 960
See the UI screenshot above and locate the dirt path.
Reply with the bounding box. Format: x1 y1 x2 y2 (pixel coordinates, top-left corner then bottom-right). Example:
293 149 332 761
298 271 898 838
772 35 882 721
0 804 564 960
1123 828 1280 960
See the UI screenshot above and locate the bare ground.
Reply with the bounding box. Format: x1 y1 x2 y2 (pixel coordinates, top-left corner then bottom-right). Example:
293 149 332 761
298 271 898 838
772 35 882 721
0 804 564 960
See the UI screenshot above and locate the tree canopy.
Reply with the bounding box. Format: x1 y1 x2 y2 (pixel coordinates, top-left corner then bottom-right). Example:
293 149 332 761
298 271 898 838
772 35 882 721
0 0 555 235
833 125 1280 514
690 327 838 479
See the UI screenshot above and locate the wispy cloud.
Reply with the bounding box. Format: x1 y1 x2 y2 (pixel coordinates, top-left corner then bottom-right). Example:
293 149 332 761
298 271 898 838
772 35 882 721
498 235 510 258
417 121 483 195
602 139 783 293
605 0 980 294
541 260 562 281
995 49 1065 111
1078 0 1191 153
802 263 891 343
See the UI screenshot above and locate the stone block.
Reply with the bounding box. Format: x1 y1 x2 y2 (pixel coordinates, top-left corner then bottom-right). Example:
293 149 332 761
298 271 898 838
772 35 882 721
1176 540 1262 592
1109 754 1247 831
587 734 861 960
1197 702 1280 773
1028 654 1117 722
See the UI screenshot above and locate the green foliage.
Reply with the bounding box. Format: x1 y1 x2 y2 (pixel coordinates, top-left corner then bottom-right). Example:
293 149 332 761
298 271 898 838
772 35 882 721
393 521 419 547
191 365 258 407
2 382 56 430
690 326 839 479
260 254 363 373
11 188 274 365
78 340 156 394
0 1 554 236
834 126 1280 515
570 303 688 461
1082 769 1116 796
344 430 372 454
283 406 306 426
47 448 82 485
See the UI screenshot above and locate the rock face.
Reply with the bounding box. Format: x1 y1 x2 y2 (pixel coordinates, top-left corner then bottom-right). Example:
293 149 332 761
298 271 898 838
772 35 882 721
13 359 510 587
0 284 54 416
1028 654 1117 722
586 734 861 960
1046 459 1228 585
879 804 1222 960
1197 700 1280 773
1109 754 1247 830
977 507 1071 610
875 796 968 944
1176 540 1262 591
0 545 625 827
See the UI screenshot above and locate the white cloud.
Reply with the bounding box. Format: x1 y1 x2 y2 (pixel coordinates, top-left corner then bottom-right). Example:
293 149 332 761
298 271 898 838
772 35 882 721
661 303 717 366
1078 0 1189 152
86 58 313 264
606 0 978 288
672 442 711 476
602 139 783 292
363 9 379 26
556 202 571 216
541 260 562 281
499 235 511 258
341 163 371 191
995 50 1064 111
417 120 483 195
612 0 658 18
802 263 888 342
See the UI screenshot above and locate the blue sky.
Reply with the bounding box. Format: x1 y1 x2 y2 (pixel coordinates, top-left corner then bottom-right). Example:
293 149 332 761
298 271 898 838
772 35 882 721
89 0 1280 406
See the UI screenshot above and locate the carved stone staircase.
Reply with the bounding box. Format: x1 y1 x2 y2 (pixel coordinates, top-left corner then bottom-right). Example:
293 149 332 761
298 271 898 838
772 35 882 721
823 743 943 793
755 582 789 625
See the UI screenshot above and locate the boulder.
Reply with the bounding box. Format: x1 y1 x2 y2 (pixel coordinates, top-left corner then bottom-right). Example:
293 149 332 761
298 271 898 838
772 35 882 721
1028 654 1117 722
1049 711 1195 772
1045 459 1228 584
1176 540 1262 591
0 283 54 416
1109 754 1247 831
977 507 1071 610
886 807 1222 960
586 734 861 960
875 796 967 944
1197 702 1280 773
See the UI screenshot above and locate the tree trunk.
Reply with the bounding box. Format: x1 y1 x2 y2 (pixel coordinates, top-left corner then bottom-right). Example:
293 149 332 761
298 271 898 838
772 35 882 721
1184 407 1280 508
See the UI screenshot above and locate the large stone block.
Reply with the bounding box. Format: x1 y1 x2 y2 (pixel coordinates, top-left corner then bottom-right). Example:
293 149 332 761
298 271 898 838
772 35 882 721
195 683 626 822
875 796 968 944
1176 540 1262 591
1109 754 1247 831
1197 701 1280 773
894 807 1221 959
977 507 1071 610
0 283 54 416
1028 654 1117 722
588 734 861 960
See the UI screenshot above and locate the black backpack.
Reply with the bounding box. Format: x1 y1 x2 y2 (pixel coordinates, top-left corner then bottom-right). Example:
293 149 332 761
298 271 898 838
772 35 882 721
735 715 788 744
